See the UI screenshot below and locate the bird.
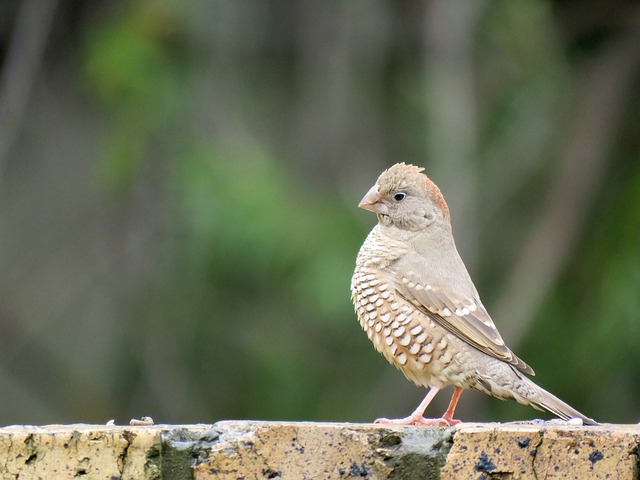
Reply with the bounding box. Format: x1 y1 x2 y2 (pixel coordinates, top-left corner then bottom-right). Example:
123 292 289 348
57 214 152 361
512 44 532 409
351 162 597 426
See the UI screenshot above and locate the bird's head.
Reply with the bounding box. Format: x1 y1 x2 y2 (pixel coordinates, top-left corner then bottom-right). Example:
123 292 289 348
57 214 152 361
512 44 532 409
358 163 450 231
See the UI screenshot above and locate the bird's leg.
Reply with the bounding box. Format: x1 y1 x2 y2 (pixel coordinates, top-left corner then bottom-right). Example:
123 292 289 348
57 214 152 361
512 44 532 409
440 386 462 425
376 386 460 426
375 386 439 425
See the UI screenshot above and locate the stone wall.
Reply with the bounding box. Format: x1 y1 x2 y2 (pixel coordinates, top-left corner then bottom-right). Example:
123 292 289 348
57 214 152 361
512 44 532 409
0 421 637 479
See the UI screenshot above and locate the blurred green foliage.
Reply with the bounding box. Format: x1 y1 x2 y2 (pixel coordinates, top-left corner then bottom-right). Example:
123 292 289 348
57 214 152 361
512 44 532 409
0 0 638 426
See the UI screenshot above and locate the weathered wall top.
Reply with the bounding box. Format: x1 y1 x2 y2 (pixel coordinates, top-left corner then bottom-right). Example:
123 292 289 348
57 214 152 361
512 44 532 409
0 420 637 479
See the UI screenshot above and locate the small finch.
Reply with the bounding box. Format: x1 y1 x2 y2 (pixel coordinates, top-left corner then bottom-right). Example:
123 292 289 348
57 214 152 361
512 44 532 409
351 163 596 426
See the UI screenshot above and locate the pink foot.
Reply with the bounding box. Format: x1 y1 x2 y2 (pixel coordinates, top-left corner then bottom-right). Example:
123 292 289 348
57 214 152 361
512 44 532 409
375 413 460 426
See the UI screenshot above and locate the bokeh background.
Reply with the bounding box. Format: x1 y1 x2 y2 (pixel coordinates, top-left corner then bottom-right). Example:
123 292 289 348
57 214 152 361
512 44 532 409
0 0 638 426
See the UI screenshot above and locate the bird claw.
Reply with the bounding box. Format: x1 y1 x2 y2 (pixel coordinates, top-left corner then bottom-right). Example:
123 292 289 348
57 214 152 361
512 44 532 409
375 414 460 427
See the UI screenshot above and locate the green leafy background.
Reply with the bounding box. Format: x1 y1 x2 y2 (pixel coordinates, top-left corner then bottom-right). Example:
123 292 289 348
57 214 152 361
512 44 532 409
0 1 637 425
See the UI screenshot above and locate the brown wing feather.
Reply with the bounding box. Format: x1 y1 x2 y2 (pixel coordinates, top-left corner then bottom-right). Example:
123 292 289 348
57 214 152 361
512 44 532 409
394 269 534 375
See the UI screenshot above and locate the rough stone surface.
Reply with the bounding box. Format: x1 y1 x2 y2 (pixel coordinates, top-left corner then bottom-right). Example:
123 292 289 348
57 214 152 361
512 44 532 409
442 422 640 480
0 423 211 480
0 421 637 479
193 421 452 480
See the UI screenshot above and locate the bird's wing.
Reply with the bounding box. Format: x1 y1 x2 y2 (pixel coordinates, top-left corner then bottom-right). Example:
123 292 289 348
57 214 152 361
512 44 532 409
392 267 534 375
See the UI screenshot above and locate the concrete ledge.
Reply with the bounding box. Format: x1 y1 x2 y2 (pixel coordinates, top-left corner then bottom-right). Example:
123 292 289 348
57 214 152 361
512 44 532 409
0 421 637 479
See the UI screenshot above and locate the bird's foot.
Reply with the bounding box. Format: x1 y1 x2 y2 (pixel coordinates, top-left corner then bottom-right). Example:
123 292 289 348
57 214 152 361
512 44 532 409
375 413 460 427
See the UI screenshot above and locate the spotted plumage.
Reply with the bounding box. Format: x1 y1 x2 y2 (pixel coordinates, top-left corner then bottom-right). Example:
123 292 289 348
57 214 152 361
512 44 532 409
351 163 597 426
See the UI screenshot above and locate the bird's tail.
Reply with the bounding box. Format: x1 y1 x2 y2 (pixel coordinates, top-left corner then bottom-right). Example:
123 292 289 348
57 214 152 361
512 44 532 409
476 365 598 425
526 380 598 426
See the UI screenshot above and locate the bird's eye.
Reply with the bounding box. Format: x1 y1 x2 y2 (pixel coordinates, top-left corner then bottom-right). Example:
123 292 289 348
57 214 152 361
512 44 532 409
393 192 406 202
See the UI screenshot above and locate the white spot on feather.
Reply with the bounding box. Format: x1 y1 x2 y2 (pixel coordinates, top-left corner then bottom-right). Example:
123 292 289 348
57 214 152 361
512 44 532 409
418 353 432 364
396 352 408 365
415 332 428 344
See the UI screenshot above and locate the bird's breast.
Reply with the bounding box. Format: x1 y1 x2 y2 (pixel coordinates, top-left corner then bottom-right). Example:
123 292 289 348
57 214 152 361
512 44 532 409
351 261 475 388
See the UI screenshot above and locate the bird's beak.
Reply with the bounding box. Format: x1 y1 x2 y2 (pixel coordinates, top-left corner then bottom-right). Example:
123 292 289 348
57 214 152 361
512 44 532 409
358 185 389 214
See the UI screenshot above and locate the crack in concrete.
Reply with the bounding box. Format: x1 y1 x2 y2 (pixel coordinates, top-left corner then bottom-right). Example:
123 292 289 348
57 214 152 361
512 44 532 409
528 430 543 480
631 441 640 480
118 430 134 475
